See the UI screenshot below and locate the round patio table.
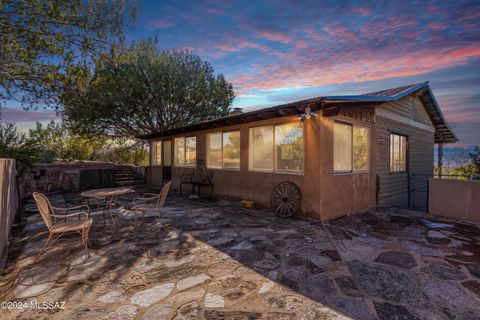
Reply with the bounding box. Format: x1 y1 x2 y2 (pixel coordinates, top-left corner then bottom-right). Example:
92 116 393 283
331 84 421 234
81 187 135 225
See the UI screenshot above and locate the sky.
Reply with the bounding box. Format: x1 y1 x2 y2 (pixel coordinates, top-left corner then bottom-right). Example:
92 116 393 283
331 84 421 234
3 0 480 147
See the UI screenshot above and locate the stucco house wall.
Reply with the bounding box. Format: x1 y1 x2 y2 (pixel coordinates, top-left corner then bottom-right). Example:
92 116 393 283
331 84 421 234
148 110 377 221
145 83 449 221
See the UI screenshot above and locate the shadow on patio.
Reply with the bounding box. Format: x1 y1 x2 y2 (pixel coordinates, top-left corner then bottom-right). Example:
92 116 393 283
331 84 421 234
1 187 480 320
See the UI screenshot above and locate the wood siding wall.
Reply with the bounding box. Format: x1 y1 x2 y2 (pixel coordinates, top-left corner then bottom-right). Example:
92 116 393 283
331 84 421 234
375 95 435 207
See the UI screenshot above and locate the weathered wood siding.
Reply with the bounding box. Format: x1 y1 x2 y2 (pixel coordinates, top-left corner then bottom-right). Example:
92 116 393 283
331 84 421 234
375 95 435 207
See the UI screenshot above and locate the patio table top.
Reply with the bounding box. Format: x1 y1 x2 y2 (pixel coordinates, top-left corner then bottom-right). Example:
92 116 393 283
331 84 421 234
80 186 134 199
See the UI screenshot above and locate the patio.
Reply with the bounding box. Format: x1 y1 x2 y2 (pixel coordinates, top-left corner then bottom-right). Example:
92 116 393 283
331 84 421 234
1 188 479 320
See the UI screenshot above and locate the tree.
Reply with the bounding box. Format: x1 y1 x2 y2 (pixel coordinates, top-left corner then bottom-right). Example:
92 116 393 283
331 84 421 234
0 123 40 177
0 0 137 112
28 120 105 162
62 40 235 138
469 146 480 174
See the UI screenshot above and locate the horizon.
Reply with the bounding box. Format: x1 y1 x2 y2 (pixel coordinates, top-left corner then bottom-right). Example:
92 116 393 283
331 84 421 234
2 0 479 147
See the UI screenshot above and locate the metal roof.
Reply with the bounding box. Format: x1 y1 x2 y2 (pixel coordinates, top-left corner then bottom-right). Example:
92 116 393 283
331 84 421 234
323 81 457 143
139 81 457 143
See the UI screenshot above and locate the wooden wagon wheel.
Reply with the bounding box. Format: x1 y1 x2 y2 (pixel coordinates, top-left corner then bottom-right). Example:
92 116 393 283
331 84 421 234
271 181 301 217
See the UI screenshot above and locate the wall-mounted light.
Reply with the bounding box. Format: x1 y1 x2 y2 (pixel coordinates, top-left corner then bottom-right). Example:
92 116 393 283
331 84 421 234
299 107 317 122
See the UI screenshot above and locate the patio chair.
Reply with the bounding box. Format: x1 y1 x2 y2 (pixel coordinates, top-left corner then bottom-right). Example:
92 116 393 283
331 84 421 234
131 181 172 225
32 192 93 263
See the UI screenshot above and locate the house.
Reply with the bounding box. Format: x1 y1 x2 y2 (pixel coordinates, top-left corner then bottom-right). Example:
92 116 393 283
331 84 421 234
139 81 457 221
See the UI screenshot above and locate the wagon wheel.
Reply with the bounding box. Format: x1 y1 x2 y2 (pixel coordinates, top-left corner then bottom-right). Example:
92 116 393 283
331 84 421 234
271 181 301 217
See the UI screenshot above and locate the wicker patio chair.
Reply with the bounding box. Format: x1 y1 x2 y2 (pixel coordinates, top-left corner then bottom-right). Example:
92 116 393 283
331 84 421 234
32 192 93 263
131 181 172 225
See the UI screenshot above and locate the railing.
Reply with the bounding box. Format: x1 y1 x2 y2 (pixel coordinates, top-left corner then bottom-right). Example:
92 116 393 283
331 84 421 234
433 174 479 180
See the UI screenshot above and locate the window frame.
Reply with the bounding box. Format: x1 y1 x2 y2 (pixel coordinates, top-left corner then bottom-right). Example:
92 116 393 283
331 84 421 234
333 120 370 174
206 130 241 171
248 122 305 175
174 136 197 168
389 132 408 173
152 140 162 166
163 139 172 166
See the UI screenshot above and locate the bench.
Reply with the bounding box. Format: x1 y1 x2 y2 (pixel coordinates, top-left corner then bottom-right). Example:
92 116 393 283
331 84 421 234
180 159 213 197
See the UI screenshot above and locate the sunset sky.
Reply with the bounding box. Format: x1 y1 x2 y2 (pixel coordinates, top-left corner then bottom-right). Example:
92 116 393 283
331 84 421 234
4 0 480 146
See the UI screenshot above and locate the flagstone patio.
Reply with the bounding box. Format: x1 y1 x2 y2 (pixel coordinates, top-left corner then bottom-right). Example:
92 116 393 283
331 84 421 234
1 188 479 319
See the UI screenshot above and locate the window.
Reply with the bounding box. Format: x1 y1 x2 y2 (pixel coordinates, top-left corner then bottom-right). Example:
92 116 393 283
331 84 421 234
353 127 368 171
207 133 222 168
174 137 196 167
333 121 369 173
163 140 172 166
186 137 197 166
250 126 274 171
249 123 304 173
152 141 162 165
207 131 240 169
390 133 407 172
174 137 185 166
333 122 352 172
223 131 240 169
275 123 304 172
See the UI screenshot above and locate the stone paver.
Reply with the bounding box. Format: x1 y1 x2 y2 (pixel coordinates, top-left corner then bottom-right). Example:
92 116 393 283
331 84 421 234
130 283 174 307
1 188 480 320
176 273 211 291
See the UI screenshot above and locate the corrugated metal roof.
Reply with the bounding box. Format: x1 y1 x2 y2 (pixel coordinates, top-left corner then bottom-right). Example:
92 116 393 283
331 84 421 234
139 81 457 143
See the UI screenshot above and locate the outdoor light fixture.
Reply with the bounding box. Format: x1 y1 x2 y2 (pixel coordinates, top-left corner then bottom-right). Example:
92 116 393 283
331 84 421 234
299 107 317 121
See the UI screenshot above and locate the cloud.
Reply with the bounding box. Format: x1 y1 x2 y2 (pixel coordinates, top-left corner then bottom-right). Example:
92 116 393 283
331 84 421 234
148 19 175 29
1 107 59 122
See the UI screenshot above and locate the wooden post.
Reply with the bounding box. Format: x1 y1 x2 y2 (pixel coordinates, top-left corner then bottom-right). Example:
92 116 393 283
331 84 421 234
437 143 443 178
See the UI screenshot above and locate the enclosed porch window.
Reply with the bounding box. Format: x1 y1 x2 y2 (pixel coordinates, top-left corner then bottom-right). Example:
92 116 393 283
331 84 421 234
207 131 240 170
333 121 369 173
174 136 196 167
152 141 162 165
249 122 304 173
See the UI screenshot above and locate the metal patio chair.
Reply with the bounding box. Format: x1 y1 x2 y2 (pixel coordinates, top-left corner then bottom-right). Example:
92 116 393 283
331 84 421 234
32 192 92 263
131 181 172 225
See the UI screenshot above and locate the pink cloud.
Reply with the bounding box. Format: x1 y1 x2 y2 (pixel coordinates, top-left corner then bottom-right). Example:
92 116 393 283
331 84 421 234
361 16 417 37
304 28 326 41
149 19 175 29
255 30 309 49
2 108 60 122
231 45 480 94
326 26 359 41
427 22 448 30
256 30 291 44
348 7 371 16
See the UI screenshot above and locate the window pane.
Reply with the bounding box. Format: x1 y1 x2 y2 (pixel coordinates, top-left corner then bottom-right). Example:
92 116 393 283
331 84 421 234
390 134 394 171
163 140 172 166
390 133 407 172
353 126 368 171
207 133 222 168
185 137 197 166
174 137 185 166
275 123 304 172
400 136 407 171
223 131 240 169
153 141 162 165
250 126 274 171
334 122 352 172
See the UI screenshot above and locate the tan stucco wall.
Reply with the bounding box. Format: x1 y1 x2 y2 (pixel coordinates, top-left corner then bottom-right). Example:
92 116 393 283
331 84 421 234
318 110 376 220
149 109 375 220
148 111 377 221
0 159 18 258
429 179 480 223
